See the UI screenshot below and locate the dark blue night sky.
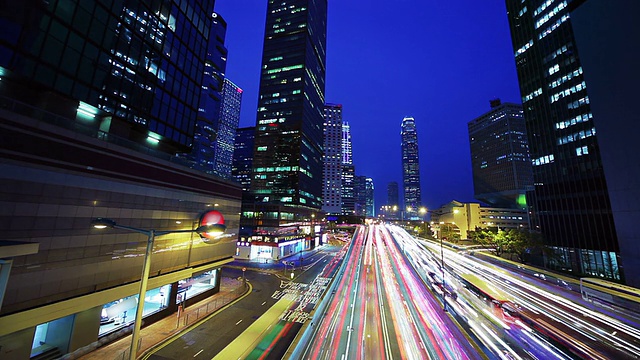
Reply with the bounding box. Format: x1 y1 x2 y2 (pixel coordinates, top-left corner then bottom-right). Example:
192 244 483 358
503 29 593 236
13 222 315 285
215 1 522 211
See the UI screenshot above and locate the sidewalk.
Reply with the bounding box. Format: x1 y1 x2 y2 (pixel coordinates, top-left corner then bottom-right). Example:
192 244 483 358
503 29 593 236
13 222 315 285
72 277 246 360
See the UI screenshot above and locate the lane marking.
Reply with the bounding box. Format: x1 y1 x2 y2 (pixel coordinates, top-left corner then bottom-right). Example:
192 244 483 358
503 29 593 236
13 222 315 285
193 349 203 357
235 319 243 325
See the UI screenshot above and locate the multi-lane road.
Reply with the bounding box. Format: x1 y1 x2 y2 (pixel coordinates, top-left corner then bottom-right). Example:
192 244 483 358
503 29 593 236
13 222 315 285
390 224 640 359
295 225 482 359
148 224 640 360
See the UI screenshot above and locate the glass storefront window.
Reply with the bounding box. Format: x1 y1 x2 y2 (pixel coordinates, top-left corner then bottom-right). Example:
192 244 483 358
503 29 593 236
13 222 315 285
176 269 219 304
98 284 171 336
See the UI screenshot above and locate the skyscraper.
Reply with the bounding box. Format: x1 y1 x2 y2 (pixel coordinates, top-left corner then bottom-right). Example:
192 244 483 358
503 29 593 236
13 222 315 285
365 177 375 217
468 100 533 209
1 1 216 155
240 0 327 256
401 116 423 218
387 181 399 208
354 175 367 217
189 12 228 173
212 78 243 179
341 121 355 215
322 103 343 215
232 126 256 192
569 0 640 286
506 0 621 280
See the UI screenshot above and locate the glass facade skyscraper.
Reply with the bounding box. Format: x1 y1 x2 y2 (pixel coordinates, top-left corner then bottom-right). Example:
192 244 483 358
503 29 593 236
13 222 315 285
506 0 621 280
0 0 215 155
341 121 355 215
387 181 399 208
212 78 243 179
401 116 422 217
238 0 327 255
188 12 228 173
249 0 327 210
468 100 533 209
232 126 256 192
365 177 375 217
322 103 343 215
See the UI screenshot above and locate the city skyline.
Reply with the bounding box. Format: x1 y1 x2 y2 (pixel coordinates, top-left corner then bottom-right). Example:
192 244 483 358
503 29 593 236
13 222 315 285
215 1 522 210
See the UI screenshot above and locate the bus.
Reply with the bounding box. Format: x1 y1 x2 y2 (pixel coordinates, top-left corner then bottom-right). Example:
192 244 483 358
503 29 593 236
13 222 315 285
458 273 518 323
580 277 640 313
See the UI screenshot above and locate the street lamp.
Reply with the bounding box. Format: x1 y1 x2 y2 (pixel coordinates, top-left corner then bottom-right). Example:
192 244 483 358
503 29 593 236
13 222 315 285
91 217 225 360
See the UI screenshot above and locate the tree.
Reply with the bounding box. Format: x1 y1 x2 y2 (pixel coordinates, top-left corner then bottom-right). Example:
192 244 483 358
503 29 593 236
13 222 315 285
468 227 494 246
506 228 545 263
441 223 461 243
493 229 510 257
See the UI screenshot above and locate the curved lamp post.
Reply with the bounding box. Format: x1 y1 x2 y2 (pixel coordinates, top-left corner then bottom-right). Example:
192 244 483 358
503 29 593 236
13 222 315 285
91 217 225 360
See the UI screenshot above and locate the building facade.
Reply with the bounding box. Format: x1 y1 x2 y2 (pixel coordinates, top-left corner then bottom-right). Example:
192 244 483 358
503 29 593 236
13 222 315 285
188 12 228 173
212 78 243 179
232 126 256 192
354 175 366 217
0 2 241 358
239 0 327 260
401 116 423 218
0 0 216 155
322 103 343 215
569 0 640 285
468 100 533 209
387 181 399 208
341 121 355 215
364 177 375 217
430 201 528 240
506 0 621 280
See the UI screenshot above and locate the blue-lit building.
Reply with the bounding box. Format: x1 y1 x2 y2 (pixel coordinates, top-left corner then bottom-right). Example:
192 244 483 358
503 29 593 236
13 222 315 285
0 2 240 358
188 12 229 173
212 78 243 179
401 116 423 218
232 126 255 192
341 121 355 216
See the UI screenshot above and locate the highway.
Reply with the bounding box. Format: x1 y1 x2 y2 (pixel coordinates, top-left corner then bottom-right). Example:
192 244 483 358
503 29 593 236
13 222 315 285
389 224 640 359
295 225 482 359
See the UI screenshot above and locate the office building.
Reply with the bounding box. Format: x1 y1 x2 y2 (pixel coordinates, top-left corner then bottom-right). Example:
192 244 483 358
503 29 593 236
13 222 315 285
232 126 256 192
506 0 620 279
212 78 243 179
401 116 423 218
341 121 355 215
354 175 367 217
240 0 327 260
0 2 240 359
388 181 399 208
468 100 533 209
569 0 640 286
430 200 528 240
188 12 228 174
322 103 343 215
365 177 375 217
381 181 400 220
0 1 218 155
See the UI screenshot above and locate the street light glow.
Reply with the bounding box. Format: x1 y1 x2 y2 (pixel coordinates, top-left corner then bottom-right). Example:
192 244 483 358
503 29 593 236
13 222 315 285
91 217 116 229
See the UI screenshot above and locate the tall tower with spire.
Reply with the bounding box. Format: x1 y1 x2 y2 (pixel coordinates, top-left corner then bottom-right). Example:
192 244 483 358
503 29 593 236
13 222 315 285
401 116 422 218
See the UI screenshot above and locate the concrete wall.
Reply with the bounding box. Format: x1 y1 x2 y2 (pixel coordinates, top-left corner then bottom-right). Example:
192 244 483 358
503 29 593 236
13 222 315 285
0 327 34 360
